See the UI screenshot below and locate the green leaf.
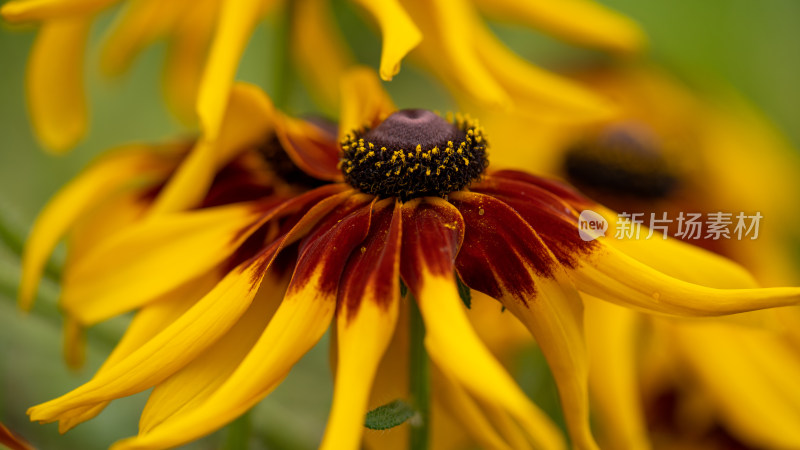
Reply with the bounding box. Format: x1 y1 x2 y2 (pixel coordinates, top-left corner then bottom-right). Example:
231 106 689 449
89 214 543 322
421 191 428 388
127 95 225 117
364 400 416 431
455 274 471 309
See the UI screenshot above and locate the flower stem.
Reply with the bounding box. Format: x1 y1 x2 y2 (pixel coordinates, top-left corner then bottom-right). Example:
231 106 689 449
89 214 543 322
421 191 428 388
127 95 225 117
271 1 293 111
224 410 251 450
408 294 430 450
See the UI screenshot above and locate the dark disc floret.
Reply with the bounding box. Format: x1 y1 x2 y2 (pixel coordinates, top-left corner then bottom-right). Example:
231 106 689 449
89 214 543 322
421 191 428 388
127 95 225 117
340 109 489 200
564 123 680 199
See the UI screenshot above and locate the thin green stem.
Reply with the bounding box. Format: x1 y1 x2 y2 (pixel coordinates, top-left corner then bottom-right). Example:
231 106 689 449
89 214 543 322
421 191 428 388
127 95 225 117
408 294 430 450
224 410 251 450
271 1 294 111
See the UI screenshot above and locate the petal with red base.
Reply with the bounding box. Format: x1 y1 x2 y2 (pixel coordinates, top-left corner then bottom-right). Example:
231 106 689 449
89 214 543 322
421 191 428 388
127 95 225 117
111 196 375 450
322 199 402 450
450 191 597 450
399 197 565 450
275 114 343 181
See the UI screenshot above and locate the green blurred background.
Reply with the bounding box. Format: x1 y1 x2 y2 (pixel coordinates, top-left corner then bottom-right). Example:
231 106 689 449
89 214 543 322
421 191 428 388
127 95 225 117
1 0 798 448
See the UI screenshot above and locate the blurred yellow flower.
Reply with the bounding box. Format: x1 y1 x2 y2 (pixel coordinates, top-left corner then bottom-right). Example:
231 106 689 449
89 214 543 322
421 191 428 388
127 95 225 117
521 66 800 450
20 72 800 450
1 0 643 153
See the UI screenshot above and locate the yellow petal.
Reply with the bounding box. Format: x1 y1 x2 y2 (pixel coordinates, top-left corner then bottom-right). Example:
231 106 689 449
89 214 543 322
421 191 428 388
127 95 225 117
162 0 218 124
99 0 183 77
598 206 758 289
502 275 596 450
57 280 206 432
0 0 114 23
291 0 354 109
112 195 371 450
472 23 614 121
433 367 514 450
403 0 510 109
416 275 565 450
399 198 566 450
195 0 265 143
472 0 646 54
321 201 402 450
26 17 90 152
20 145 173 311
364 294 410 450
449 192 596 449
671 322 800 448
28 253 275 424
139 274 287 433
573 239 800 316
338 66 396 140
60 202 267 324
149 83 277 214
112 262 340 450
584 297 650 450
351 0 421 80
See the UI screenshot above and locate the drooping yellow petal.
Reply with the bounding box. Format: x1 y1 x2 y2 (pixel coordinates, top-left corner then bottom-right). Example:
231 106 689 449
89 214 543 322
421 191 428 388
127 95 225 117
338 66 396 140
57 278 208 432
472 0 646 54
292 0 354 110
99 0 184 77
26 17 91 152
195 0 267 143
20 145 175 310
0 0 115 23
450 192 596 449
28 252 276 424
149 83 277 214
472 23 614 122
584 297 650 450
111 198 373 450
321 200 402 450
162 0 218 124
399 198 566 450
60 202 269 324
364 290 410 450
573 239 800 316
139 274 287 433
433 367 513 450
671 322 800 448
403 0 510 109
351 0 422 81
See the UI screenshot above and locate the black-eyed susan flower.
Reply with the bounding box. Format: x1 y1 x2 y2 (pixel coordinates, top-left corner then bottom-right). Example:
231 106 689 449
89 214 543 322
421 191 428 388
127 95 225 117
516 65 800 449
21 69 800 449
19 81 340 372
0 0 643 152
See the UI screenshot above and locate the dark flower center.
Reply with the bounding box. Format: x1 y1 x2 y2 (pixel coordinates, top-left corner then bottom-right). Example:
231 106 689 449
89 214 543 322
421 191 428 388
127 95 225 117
563 123 680 199
258 117 334 189
340 109 488 200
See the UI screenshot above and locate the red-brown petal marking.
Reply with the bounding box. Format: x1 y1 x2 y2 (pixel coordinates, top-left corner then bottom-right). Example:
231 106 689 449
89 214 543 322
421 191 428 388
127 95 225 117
399 197 465 289
289 195 376 295
0 422 33 450
449 191 555 302
339 199 403 319
321 199 403 450
492 169 594 210
471 175 596 268
400 197 566 449
449 191 599 450
276 115 343 182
